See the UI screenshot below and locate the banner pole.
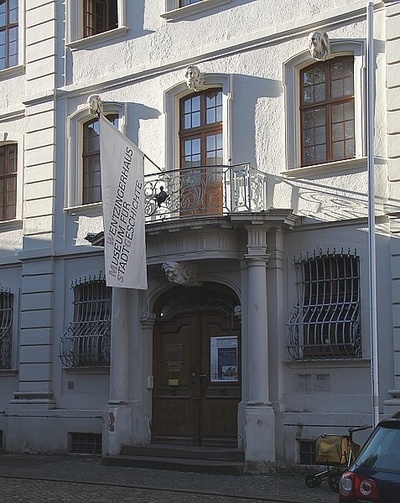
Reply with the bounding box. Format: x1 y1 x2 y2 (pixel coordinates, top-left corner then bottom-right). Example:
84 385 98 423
367 1 379 428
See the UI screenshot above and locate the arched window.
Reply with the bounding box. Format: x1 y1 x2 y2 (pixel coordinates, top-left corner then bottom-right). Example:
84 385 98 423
82 114 118 204
283 40 365 172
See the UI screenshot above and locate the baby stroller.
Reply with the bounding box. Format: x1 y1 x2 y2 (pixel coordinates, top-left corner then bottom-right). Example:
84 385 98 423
305 426 369 493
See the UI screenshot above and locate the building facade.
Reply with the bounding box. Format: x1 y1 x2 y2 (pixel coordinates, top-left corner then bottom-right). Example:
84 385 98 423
0 0 400 471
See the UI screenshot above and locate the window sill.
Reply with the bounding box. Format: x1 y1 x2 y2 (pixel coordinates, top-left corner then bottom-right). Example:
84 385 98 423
281 157 367 178
161 0 231 21
64 366 110 375
65 203 102 216
0 218 23 231
0 64 25 80
0 369 18 377
285 358 370 369
66 26 128 50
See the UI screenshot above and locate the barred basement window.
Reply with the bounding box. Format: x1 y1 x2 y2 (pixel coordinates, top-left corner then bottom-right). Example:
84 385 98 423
59 274 111 368
287 250 361 360
69 432 102 454
0 287 13 369
299 440 317 464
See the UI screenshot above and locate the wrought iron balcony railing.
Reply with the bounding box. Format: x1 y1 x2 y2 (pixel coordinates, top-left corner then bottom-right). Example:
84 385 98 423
144 163 267 222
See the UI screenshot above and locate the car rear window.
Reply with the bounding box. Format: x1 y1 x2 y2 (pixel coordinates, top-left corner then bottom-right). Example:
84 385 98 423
357 425 400 473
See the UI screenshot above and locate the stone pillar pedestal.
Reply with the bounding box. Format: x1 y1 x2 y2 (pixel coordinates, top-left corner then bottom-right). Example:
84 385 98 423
103 288 131 456
244 405 276 473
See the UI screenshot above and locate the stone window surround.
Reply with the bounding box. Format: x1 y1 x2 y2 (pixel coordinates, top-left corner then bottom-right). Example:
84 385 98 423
164 74 232 171
162 0 232 21
283 39 366 173
66 0 127 48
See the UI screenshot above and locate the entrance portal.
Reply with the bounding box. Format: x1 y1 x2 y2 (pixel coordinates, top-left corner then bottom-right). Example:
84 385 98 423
152 285 241 447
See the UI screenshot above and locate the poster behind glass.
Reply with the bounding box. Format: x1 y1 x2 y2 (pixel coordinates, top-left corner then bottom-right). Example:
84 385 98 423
210 336 238 382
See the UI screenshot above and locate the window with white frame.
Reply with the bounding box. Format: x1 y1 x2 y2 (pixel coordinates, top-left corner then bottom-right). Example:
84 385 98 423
287 250 361 360
283 40 365 172
66 103 124 209
59 274 111 368
162 0 232 21
0 287 13 369
67 0 126 45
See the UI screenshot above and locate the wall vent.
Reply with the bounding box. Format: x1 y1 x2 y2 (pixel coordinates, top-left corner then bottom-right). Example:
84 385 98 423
68 432 101 455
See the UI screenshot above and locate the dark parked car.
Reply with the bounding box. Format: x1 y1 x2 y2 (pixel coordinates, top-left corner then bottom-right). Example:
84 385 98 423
339 411 400 502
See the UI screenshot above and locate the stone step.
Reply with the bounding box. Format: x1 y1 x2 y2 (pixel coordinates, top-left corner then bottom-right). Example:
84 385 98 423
119 444 244 462
102 453 245 475
103 444 245 475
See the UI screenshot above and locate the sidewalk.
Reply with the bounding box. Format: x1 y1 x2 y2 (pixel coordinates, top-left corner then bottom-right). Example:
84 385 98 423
0 453 338 503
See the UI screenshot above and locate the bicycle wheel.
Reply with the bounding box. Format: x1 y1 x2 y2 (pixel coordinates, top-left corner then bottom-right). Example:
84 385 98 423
328 470 342 492
305 474 322 488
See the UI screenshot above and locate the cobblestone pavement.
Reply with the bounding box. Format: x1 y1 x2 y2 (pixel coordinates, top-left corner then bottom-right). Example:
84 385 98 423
0 454 339 503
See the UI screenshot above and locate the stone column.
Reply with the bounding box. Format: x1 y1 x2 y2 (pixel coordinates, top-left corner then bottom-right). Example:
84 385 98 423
244 224 275 473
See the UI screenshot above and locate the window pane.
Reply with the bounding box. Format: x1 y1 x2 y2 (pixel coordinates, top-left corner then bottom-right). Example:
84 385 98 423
345 139 355 157
315 145 326 163
333 141 345 159
315 126 326 145
314 83 326 102
333 122 344 141
206 133 223 165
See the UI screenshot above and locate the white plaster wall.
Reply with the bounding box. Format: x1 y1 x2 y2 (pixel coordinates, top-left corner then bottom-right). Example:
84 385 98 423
0 0 397 461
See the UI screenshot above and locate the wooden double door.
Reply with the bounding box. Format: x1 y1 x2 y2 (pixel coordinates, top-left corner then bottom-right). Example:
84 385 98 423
152 309 240 446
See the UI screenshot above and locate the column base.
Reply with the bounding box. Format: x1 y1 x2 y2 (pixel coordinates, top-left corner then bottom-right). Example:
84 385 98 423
102 401 152 456
244 404 275 474
103 403 132 456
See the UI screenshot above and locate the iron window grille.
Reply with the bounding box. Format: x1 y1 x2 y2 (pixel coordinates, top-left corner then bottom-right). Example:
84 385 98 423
0 287 13 369
59 274 111 368
68 432 102 454
287 249 361 360
298 440 317 465
0 0 18 70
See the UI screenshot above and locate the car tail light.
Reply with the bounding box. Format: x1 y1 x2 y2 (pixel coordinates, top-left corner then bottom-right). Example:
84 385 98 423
339 471 380 500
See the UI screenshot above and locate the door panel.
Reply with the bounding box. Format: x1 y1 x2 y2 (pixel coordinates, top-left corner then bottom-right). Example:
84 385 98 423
152 316 198 443
152 310 240 446
199 313 240 446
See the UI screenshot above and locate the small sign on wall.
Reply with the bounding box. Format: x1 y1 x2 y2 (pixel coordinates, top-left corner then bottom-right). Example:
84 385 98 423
210 336 238 382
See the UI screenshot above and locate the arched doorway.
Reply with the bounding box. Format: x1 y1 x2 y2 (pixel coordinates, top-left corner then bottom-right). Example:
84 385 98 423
152 284 241 447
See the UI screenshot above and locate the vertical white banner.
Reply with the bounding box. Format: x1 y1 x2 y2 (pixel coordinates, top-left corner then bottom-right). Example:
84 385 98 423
99 114 147 290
